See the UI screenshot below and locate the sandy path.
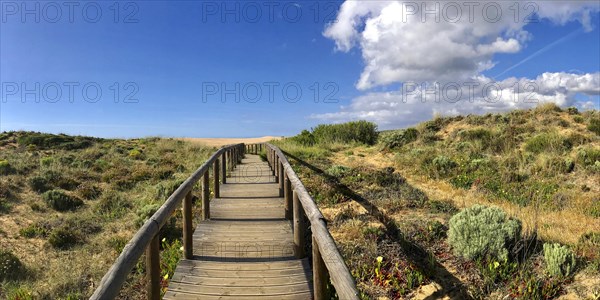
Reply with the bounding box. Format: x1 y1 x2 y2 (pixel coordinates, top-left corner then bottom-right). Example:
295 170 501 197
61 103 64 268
180 136 282 147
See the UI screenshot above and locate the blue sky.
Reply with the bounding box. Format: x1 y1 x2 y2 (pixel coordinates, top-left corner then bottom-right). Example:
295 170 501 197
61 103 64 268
1 1 599 138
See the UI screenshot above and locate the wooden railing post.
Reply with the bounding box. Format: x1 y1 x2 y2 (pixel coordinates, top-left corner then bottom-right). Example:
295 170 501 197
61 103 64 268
313 237 329 300
270 150 275 174
221 152 227 184
146 234 161 300
284 174 292 220
214 159 220 198
278 162 284 197
202 171 210 220
293 190 306 258
183 191 193 259
275 155 279 183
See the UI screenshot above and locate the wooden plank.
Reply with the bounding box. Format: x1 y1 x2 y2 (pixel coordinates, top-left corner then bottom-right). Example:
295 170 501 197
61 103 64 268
166 281 313 295
90 144 244 300
164 291 312 300
160 152 336 300
176 258 310 270
170 274 311 286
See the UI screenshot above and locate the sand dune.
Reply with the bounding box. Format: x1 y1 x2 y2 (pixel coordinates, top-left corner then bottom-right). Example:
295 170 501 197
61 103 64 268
180 136 282 147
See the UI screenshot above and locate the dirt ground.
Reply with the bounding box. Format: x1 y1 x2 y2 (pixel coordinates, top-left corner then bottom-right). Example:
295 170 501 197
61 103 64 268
180 136 282 147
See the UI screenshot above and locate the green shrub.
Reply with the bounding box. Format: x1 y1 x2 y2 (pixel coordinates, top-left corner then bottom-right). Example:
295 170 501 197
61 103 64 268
525 133 571 154
19 224 48 238
40 156 54 167
48 227 81 249
432 156 457 177
459 128 493 143
577 148 600 166
326 165 350 178
95 191 131 219
566 107 579 115
509 268 564 299
42 190 83 211
380 128 418 150
76 183 102 200
420 131 439 144
448 205 521 261
543 243 576 277
28 175 51 193
6 287 34 300
16 132 98 150
0 160 14 175
290 130 316 146
160 238 183 284
573 115 584 123
0 250 25 281
589 118 600 136
128 149 144 159
311 120 378 145
426 199 458 214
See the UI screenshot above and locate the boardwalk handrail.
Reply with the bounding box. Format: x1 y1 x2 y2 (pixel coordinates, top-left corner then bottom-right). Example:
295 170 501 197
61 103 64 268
260 143 360 300
90 143 245 300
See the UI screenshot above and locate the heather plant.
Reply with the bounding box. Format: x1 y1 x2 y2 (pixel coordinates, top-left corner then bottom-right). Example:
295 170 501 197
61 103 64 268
543 243 576 277
431 155 456 177
0 250 25 281
42 190 83 211
48 227 82 249
588 118 600 136
448 205 522 262
380 128 418 150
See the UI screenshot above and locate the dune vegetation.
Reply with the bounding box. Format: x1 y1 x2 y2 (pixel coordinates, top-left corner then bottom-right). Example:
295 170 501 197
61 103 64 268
1 104 599 299
0 132 214 299
273 104 600 299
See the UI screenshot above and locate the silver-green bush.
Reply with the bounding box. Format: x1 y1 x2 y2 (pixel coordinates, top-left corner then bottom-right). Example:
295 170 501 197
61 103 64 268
543 243 576 277
448 205 521 261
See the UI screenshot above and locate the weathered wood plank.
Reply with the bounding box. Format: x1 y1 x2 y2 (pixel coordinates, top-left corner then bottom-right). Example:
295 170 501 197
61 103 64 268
166 154 313 299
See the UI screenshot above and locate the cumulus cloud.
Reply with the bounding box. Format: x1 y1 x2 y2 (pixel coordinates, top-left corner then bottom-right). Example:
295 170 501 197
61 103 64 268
318 1 599 128
311 72 600 129
323 1 600 90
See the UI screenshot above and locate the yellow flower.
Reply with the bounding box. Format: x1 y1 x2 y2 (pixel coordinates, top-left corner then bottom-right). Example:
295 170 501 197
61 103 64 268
376 256 383 263
162 238 166 243
163 274 169 280
493 261 500 269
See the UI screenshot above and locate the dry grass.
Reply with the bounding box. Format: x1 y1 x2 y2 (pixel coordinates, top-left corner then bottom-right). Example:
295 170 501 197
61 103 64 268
0 132 213 299
277 105 600 299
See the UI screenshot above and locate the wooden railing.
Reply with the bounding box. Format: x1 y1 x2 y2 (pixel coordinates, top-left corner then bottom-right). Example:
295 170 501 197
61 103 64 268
90 143 245 300
261 143 360 300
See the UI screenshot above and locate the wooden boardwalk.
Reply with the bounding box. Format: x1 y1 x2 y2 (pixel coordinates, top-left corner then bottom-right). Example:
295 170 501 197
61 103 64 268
164 154 313 299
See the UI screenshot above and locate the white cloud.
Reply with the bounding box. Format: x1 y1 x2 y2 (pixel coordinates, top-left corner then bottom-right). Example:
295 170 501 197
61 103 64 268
323 1 600 90
318 1 599 128
311 72 600 129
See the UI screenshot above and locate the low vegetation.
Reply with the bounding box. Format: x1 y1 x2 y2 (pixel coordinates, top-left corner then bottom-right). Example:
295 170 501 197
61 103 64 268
274 104 600 299
448 204 521 262
0 131 213 299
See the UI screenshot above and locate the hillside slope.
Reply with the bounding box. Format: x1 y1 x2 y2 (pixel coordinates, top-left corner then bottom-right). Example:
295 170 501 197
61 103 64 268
275 104 600 299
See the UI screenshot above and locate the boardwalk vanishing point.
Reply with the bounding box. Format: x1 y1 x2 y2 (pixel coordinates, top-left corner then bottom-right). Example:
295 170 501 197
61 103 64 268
90 143 359 300
165 154 312 299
